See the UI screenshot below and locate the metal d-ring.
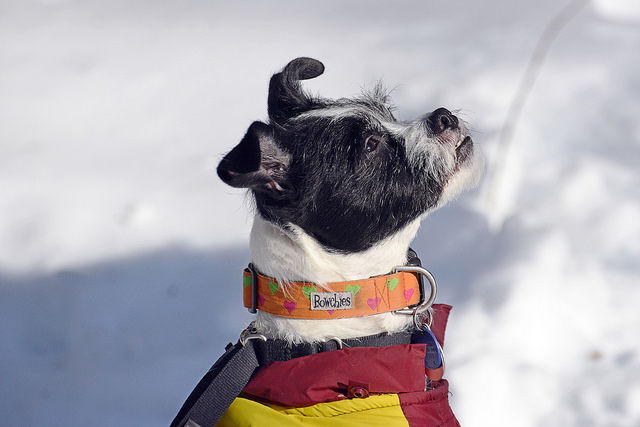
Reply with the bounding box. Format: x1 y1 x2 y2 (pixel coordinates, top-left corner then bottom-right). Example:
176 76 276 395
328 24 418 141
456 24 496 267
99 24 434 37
239 325 267 346
421 307 433 329
392 265 438 330
327 336 343 350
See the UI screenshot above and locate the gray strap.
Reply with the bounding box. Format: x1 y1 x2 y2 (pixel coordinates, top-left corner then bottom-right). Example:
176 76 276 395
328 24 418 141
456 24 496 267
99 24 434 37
170 342 259 427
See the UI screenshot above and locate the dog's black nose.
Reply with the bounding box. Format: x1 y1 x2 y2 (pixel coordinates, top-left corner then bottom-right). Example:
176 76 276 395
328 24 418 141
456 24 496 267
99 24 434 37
426 108 458 134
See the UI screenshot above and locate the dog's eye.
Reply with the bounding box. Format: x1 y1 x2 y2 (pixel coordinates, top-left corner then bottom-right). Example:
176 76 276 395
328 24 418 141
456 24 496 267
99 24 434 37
364 135 382 153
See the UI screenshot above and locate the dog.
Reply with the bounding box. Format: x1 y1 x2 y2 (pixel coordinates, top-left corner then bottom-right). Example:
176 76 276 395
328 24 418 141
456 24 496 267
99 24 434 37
175 57 483 426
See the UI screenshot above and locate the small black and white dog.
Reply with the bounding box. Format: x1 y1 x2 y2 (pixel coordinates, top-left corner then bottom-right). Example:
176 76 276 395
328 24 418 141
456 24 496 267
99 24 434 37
217 57 483 343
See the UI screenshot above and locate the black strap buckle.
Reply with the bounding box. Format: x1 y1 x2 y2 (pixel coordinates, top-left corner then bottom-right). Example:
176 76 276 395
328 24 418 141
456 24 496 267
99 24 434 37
246 263 259 314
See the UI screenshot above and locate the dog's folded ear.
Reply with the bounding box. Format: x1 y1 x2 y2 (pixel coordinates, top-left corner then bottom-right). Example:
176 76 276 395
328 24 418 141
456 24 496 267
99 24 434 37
268 57 324 125
217 121 292 199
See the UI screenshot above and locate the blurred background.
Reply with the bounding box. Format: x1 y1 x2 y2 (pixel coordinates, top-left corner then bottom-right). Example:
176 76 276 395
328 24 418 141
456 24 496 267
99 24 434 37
1 0 639 425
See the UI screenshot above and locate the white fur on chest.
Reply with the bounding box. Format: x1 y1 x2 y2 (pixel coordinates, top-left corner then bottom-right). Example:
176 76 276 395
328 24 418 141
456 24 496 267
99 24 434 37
249 215 421 343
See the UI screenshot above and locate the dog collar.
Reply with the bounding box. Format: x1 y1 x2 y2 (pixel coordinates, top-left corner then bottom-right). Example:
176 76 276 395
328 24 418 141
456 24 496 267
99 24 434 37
242 257 437 321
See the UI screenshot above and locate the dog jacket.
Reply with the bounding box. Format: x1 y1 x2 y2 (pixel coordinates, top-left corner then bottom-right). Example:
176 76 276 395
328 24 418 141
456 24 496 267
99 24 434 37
216 305 460 426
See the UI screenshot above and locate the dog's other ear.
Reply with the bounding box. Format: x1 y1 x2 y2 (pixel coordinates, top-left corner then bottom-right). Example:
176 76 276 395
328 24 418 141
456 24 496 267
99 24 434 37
268 57 324 125
217 121 292 199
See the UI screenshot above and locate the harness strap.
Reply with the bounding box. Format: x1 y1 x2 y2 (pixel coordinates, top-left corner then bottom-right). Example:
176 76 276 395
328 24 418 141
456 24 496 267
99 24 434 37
253 331 413 366
171 331 413 427
171 341 259 427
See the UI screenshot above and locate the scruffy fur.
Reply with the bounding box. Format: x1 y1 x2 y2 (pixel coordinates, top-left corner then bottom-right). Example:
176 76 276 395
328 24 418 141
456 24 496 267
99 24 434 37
218 58 483 343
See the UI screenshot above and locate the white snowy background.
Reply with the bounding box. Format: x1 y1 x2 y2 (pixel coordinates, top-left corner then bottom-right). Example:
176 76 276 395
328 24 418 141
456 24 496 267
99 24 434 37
1 0 639 425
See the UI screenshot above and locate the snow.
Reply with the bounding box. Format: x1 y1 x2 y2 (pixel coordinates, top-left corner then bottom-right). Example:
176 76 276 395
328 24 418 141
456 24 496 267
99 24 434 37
1 0 639 425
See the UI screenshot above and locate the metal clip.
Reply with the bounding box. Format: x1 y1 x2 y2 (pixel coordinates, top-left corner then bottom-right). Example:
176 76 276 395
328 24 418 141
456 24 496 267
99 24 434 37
239 324 267 346
327 336 343 350
392 265 437 330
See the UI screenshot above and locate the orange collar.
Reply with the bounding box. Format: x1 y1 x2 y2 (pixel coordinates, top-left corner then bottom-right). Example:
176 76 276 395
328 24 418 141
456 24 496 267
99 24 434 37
242 266 429 320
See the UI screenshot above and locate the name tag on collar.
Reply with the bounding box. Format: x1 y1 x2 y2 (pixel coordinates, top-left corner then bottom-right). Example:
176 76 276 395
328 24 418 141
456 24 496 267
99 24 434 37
309 291 354 310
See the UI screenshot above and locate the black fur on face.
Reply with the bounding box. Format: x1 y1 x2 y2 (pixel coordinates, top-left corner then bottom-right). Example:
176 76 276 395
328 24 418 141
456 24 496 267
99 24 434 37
218 57 472 253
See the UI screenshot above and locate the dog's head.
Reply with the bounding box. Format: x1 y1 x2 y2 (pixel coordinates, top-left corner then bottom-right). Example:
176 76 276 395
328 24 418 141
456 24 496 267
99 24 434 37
218 57 483 252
